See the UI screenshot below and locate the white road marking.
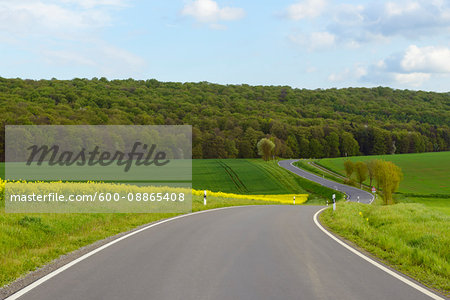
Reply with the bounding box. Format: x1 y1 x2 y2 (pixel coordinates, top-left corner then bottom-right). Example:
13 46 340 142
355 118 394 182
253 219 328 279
313 207 445 300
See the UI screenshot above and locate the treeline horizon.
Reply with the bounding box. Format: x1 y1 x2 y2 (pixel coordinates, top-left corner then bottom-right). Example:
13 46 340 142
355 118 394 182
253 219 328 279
0 77 449 161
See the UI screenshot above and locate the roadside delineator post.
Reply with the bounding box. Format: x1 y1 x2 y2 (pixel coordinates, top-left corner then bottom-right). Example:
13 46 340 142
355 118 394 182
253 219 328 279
293 196 295 205
357 196 360 203
332 194 336 211
204 190 207 205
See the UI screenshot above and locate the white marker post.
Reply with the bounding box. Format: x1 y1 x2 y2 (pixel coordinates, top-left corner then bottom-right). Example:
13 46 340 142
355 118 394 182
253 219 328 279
204 190 207 206
293 196 295 205
332 194 336 211
357 196 360 203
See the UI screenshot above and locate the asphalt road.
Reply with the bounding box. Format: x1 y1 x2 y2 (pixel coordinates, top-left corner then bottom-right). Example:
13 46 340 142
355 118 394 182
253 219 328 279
278 159 374 204
10 205 441 300
8 160 443 300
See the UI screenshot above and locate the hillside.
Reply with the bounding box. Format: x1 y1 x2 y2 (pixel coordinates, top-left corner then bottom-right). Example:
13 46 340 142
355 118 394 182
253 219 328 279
0 77 449 160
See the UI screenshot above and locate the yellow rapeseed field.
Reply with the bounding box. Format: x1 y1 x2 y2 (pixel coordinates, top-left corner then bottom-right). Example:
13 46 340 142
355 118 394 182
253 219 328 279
192 189 308 204
0 180 308 205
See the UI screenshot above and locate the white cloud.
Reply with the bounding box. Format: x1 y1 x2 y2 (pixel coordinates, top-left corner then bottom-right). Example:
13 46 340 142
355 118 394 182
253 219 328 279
285 0 327 20
329 66 367 82
181 0 244 24
333 0 450 42
42 49 97 66
394 73 430 86
328 69 350 82
40 43 147 78
61 0 127 9
285 0 450 46
362 45 450 87
0 1 121 34
401 45 450 73
385 1 420 16
0 0 146 78
289 31 335 51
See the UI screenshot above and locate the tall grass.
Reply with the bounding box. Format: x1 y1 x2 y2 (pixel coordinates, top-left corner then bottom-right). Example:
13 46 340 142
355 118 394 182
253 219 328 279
320 202 450 295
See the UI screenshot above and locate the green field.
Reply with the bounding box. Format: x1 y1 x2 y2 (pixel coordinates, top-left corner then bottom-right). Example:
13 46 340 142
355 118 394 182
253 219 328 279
397 196 450 215
192 159 344 202
193 159 308 194
315 152 450 195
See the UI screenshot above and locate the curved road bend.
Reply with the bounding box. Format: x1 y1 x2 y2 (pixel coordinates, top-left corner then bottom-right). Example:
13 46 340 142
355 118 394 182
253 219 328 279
8 206 441 300
278 159 374 204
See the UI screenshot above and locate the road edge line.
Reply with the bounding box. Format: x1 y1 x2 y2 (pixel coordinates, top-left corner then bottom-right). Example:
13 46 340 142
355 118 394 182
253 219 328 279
4 205 257 300
313 207 445 300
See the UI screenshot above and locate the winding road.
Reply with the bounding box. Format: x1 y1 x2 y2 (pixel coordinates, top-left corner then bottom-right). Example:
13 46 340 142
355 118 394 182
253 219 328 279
5 161 444 300
278 159 374 204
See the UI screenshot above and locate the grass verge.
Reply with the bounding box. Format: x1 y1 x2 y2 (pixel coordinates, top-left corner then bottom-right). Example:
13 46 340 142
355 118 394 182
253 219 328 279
320 201 450 296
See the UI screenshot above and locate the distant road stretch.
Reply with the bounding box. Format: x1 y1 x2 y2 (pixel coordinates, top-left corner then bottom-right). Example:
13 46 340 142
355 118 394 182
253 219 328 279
278 159 374 204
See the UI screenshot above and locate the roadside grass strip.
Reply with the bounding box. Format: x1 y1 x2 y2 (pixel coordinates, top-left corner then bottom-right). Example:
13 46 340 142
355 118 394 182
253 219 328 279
320 202 450 296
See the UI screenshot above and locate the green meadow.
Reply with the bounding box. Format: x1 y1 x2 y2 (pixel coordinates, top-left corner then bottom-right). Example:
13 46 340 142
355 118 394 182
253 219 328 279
193 159 300 194
192 159 344 202
315 151 450 195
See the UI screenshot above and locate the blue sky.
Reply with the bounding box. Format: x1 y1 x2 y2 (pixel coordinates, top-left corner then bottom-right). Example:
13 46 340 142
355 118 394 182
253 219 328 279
1 0 450 91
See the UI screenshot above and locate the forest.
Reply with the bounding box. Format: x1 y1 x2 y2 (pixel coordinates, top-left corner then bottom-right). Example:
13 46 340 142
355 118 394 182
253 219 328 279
0 77 449 160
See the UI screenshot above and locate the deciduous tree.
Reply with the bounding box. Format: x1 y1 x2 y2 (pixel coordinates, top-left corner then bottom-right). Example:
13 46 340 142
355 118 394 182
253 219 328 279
354 161 368 188
257 138 275 161
375 160 403 205
343 160 354 178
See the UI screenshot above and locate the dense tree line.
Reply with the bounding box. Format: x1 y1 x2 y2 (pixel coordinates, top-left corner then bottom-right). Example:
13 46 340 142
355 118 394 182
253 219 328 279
0 77 449 161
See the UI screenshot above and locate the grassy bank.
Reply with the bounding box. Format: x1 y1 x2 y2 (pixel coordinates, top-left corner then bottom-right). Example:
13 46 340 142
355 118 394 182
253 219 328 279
320 202 450 296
